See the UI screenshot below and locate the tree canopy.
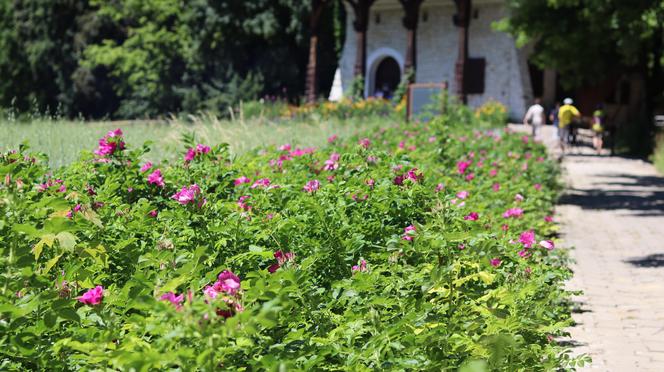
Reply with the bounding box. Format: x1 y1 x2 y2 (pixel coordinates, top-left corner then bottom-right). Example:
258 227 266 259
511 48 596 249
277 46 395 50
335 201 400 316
0 0 342 119
499 0 664 107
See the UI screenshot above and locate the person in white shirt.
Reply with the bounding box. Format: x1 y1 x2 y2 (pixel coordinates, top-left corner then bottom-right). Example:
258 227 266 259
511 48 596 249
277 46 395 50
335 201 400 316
523 98 546 139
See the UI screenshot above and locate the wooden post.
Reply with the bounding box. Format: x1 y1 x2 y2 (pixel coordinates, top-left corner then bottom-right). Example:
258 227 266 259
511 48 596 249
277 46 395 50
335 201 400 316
399 0 424 83
453 0 471 104
305 0 328 104
346 0 376 89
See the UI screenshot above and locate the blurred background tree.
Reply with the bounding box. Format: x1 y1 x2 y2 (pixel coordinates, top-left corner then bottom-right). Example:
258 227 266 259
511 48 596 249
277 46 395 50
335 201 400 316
0 0 343 119
499 0 664 153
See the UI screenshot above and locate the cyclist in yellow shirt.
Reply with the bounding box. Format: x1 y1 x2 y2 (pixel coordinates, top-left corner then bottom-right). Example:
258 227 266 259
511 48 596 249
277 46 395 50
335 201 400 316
558 98 581 152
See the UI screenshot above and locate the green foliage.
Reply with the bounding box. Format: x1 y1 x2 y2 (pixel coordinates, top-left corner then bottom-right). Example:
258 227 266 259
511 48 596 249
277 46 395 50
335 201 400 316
0 0 342 119
284 98 397 120
474 100 509 128
0 108 584 369
348 76 366 101
653 132 664 174
392 69 414 105
499 0 664 91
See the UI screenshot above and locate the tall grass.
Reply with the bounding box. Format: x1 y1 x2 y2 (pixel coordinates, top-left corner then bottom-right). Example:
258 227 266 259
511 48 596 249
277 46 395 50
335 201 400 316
0 114 385 168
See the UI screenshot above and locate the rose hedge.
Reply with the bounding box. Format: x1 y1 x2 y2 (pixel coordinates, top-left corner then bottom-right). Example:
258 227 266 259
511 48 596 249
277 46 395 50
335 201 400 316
0 111 585 370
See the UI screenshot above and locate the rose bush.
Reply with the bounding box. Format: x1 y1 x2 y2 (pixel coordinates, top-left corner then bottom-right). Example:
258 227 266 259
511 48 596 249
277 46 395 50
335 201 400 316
0 109 587 370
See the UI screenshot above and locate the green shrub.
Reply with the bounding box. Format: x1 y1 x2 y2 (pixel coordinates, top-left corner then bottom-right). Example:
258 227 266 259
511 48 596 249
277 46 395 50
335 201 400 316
474 100 509 128
0 109 586 370
654 133 664 175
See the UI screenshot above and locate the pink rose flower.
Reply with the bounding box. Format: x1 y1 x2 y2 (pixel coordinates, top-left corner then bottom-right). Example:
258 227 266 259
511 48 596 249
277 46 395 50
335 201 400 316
539 240 555 250
196 144 210 154
502 208 524 219
94 129 125 157
515 194 524 202
327 135 338 143
140 162 153 173
184 148 196 162
172 184 203 206
464 212 479 221
402 225 416 241
147 169 165 187
289 147 315 157
268 250 296 273
237 195 251 211
184 144 210 162
519 230 536 248
160 292 184 310
435 183 445 193
518 249 531 258
492 183 501 192
78 285 104 306
251 178 271 189
490 258 502 267
303 179 321 193
456 190 469 199
457 161 471 174
358 138 371 148
234 176 251 186
216 271 241 295
352 259 368 273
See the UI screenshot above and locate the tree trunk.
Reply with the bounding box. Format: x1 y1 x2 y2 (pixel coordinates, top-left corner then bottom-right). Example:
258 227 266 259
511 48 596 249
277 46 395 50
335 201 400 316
305 33 320 104
346 0 375 98
354 30 367 79
453 0 471 104
305 0 328 104
400 0 423 83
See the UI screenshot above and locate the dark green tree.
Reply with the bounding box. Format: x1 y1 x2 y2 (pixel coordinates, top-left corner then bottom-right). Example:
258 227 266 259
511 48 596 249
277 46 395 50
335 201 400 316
0 0 343 118
499 0 664 119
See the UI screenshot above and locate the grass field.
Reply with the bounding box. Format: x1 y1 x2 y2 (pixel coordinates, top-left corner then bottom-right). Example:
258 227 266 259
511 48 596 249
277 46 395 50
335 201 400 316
1 114 384 168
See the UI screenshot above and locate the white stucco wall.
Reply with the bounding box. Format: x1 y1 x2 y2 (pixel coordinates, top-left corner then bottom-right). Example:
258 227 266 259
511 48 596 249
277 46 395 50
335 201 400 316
339 0 531 119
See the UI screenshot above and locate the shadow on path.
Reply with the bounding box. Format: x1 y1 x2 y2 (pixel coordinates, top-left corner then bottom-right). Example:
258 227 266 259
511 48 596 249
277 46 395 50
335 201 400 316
558 171 664 216
624 254 664 268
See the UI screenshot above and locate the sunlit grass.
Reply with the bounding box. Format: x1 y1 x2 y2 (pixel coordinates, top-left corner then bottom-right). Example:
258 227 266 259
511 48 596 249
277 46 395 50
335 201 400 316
1 114 387 168
654 133 664 175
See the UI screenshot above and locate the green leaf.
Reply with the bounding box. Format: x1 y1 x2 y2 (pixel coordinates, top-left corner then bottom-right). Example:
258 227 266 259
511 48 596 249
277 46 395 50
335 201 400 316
43 253 63 274
56 232 77 251
12 224 40 238
33 233 56 260
57 307 80 323
44 311 57 328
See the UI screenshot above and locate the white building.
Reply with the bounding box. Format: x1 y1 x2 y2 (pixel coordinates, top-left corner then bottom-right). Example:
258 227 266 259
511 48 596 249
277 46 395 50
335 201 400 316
334 0 551 119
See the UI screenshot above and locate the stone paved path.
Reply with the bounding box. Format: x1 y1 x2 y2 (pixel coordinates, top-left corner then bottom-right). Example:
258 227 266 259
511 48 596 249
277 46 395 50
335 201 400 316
515 124 664 371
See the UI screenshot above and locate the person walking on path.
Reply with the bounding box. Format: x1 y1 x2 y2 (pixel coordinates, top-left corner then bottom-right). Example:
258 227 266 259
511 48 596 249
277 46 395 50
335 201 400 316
558 98 581 153
523 98 546 139
591 105 605 155
549 101 561 140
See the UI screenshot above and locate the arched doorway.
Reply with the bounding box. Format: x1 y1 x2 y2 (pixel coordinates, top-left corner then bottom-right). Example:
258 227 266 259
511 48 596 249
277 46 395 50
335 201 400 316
372 57 401 99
